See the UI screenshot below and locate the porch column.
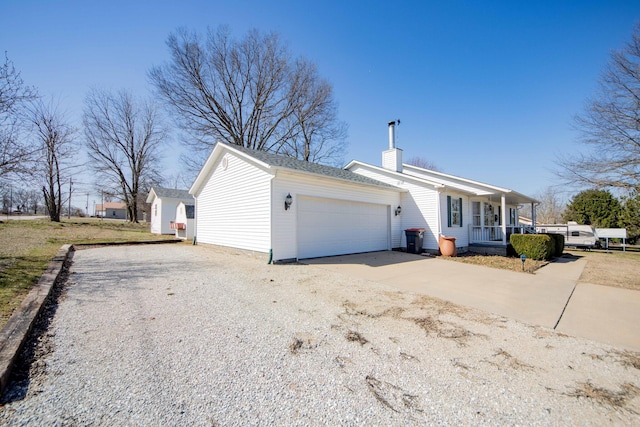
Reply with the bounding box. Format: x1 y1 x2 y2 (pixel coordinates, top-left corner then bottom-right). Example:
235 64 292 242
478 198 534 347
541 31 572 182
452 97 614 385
531 202 536 228
501 194 507 246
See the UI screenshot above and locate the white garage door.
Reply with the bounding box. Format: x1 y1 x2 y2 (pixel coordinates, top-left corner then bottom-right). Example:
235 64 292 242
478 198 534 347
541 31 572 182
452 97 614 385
297 196 390 259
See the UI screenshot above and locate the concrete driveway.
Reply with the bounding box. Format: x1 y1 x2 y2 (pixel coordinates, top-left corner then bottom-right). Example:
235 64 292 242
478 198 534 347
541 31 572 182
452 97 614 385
305 251 640 351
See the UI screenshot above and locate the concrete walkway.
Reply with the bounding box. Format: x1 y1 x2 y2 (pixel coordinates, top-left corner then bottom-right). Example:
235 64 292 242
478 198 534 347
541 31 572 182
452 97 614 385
305 251 640 351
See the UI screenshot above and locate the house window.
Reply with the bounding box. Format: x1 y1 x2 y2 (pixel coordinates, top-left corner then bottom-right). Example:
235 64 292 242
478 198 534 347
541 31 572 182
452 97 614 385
509 208 517 225
154 204 158 217
472 202 481 226
447 196 463 227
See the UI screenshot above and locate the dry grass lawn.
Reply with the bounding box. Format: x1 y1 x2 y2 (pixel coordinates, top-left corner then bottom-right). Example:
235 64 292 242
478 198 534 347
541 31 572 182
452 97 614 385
567 250 640 291
438 249 640 291
0 217 173 328
436 252 548 274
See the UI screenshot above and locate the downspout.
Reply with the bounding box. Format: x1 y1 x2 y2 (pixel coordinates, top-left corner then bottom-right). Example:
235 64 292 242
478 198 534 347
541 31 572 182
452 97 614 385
192 194 197 245
268 172 276 264
436 188 443 243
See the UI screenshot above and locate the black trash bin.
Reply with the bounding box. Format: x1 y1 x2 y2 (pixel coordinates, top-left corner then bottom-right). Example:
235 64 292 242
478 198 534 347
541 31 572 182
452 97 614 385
405 228 426 254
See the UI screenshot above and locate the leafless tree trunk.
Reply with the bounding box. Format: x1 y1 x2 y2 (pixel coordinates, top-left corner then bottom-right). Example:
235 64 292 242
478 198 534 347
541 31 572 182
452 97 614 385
150 26 346 171
28 99 77 222
557 23 640 190
0 53 38 179
83 89 166 223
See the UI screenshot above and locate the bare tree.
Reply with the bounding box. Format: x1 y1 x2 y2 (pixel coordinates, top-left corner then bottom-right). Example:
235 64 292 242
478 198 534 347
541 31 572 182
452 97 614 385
84 89 166 223
150 26 346 171
532 186 566 224
28 99 77 221
406 156 440 171
557 23 640 190
0 53 38 178
278 59 347 166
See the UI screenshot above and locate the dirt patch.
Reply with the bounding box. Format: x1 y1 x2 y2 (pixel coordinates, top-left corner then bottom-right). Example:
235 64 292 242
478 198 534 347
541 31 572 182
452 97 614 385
567 381 640 412
289 333 320 354
346 330 369 345
486 348 536 371
365 375 423 414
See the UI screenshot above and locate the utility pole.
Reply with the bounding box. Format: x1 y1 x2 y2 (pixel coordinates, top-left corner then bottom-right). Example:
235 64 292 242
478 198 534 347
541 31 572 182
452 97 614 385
68 177 73 219
86 192 89 217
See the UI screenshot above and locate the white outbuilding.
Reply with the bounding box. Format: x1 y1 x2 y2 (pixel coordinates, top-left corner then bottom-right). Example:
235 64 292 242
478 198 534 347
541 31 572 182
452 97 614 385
146 187 193 235
171 202 195 241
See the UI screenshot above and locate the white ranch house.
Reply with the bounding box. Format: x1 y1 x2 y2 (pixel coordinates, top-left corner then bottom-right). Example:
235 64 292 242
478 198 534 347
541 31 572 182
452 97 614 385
190 122 537 262
146 187 193 235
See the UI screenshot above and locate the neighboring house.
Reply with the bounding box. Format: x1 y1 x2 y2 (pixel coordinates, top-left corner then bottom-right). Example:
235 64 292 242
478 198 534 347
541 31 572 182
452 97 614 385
146 187 193 235
171 202 195 241
95 202 127 220
190 122 537 261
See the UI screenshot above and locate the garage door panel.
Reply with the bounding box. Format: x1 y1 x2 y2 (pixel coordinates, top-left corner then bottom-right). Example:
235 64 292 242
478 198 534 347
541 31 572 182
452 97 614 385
297 197 389 259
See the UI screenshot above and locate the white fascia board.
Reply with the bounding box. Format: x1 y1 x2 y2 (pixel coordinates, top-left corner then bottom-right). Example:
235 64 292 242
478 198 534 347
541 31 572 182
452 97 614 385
402 164 512 194
145 188 157 203
346 161 443 191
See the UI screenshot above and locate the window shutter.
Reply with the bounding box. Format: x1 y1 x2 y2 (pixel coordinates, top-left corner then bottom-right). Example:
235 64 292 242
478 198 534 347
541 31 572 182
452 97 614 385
447 195 452 227
459 198 463 226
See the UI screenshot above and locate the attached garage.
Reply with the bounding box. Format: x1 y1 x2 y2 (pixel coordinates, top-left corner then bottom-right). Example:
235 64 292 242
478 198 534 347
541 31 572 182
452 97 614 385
191 142 404 262
297 196 390 259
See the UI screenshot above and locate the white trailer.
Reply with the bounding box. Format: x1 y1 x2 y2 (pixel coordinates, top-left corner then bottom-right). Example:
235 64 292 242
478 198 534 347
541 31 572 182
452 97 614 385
536 221 598 249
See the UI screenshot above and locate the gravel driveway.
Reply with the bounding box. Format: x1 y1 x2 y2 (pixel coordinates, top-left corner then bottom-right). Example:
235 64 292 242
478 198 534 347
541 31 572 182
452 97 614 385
1 244 639 425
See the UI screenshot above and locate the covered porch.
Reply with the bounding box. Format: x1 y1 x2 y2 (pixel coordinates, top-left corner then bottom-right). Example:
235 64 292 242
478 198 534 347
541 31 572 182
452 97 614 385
467 192 538 254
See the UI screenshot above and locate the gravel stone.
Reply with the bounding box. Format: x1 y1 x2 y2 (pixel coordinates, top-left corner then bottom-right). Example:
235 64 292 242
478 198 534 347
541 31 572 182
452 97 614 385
0 244 639 425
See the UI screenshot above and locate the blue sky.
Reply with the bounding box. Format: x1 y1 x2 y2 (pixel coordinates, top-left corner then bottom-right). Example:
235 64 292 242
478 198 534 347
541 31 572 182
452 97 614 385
2 0 639 209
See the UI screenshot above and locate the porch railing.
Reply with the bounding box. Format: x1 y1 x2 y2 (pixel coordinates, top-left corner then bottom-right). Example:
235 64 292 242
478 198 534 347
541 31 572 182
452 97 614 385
469 225 533 244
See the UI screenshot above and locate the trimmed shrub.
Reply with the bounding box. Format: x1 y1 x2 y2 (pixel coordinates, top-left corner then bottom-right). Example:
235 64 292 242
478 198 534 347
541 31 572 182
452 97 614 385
509 234 555 260
544 233 565 257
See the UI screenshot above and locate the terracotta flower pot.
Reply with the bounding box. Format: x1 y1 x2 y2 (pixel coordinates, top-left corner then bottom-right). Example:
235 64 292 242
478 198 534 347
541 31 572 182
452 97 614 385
439 235 457 257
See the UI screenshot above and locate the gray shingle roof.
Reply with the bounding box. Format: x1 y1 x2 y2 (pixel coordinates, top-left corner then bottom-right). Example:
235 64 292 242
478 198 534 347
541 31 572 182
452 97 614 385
231 144 398 190
153 187 192 200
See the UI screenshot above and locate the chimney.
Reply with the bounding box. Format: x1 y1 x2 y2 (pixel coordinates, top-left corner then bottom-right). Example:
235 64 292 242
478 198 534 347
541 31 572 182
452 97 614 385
388 120 396 149
382 121 403 173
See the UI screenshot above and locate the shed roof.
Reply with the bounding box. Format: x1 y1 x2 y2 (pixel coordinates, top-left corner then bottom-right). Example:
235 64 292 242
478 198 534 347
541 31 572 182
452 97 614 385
152 187 191 199
146 186 193 203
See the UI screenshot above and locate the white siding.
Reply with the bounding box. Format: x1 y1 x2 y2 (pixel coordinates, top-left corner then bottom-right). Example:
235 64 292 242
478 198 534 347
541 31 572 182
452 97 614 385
195 152 272 253
175 202 195 240
349 165 441 250
271 171 401 261
150 197 193 235
440 192 470 248
150 199 162 234
160 200 178 234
